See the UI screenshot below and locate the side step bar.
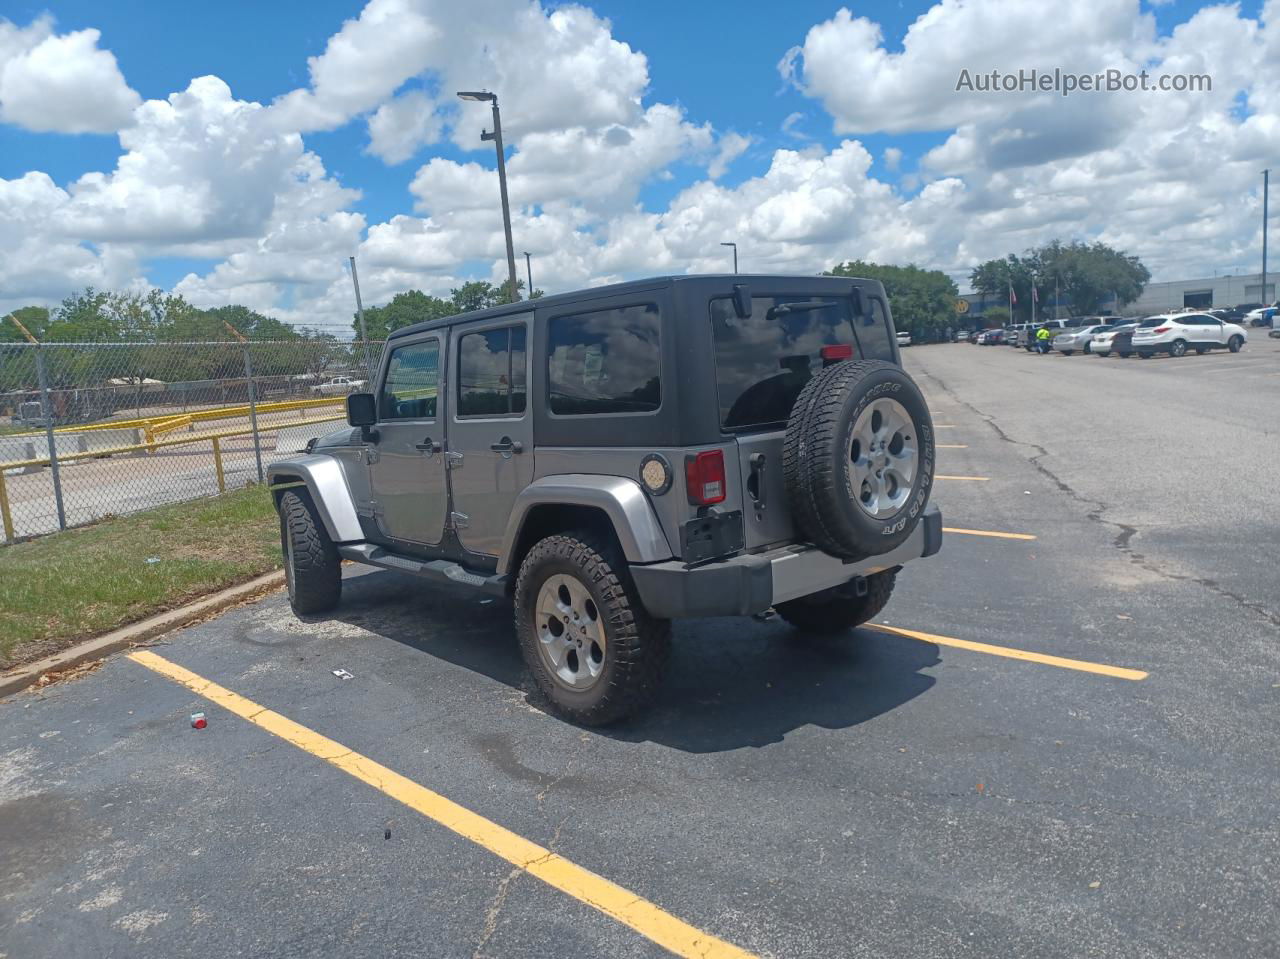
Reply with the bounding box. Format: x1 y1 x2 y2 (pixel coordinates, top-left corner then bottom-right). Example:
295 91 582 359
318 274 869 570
338 544 507 596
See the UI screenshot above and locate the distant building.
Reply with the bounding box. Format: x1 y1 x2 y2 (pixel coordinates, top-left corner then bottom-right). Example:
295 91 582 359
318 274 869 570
1129 273 1274 314
955 271 1274 323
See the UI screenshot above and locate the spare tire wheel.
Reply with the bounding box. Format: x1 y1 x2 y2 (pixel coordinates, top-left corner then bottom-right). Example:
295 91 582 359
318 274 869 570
783 359 935 559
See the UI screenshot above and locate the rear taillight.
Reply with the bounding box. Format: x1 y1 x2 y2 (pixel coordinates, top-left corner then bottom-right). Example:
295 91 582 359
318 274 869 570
821 344 853 362
1152 326 1170 333
685 450 726 506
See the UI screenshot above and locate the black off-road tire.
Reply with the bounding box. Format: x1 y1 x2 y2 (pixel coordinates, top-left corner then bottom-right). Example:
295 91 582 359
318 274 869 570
775 570 897 634
514 532 671 726
1229 335 1244 353
783 360 935 561
278 490 341 615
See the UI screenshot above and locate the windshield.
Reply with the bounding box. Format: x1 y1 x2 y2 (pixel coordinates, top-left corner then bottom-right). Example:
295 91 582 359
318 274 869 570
711 294 872 432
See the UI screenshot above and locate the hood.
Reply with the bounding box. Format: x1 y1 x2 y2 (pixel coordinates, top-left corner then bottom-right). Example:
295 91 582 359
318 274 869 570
309 426 362 451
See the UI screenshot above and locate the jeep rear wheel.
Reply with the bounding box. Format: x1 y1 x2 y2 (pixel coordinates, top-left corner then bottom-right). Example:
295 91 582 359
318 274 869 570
775 570 897 633
514 532 670 726
279 490 341 615
784 360 935 560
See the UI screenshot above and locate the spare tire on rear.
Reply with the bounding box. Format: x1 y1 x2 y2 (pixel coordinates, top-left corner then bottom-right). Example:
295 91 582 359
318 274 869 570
783 359 935 560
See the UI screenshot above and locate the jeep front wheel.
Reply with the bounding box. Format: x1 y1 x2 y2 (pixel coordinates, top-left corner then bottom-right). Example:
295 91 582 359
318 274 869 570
514 532 671 725
775 570 897 633
784 360 935 560
279 490 341 615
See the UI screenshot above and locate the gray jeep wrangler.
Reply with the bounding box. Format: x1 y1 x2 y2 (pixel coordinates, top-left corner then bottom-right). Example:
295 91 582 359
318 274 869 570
269 274 942 724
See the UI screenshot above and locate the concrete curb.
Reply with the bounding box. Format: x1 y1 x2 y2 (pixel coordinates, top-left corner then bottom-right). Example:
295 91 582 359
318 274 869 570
0 569 286 699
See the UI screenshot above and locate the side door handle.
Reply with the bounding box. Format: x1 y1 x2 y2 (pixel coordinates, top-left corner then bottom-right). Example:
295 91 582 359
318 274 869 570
415 436 439 455
490 436 524 455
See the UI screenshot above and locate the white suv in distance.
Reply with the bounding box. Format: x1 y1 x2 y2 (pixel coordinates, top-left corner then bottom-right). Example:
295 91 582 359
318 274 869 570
1131 313 1248 358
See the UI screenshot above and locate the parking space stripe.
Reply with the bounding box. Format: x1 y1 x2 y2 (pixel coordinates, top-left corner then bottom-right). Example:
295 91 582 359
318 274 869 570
126 650 758 959
942 527 1036 541
870 625 1147 680
936 475 989 481
936 444 968 449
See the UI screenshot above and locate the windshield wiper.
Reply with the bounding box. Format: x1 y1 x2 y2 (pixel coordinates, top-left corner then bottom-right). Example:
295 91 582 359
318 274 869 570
765 300 833 320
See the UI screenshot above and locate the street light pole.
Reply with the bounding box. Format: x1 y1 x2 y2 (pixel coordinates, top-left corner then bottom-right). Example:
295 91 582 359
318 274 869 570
523 251 533 297
720 241 738 274
1263 169 1270 306
458 91 520 303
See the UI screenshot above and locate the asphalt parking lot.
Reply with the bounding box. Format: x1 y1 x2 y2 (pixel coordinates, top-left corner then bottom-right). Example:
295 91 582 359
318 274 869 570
3 340 1278 958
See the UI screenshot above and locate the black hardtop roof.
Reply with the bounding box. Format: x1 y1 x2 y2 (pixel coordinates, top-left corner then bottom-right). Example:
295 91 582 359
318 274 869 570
385 273 860 340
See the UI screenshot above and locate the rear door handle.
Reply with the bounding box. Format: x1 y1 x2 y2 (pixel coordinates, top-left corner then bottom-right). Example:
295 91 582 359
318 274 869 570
415 436 439 455
490 436 523 455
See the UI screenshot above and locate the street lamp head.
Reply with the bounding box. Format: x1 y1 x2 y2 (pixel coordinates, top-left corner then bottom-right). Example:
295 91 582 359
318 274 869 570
720 241 736 248
457 91 495 102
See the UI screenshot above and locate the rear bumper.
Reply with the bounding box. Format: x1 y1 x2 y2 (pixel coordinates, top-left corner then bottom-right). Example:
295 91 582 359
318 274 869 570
630 505 942 619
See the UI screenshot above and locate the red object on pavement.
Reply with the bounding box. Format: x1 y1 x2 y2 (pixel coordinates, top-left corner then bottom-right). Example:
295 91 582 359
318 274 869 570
191 712 207 729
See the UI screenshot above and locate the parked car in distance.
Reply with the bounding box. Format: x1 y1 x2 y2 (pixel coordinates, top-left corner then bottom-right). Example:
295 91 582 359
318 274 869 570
1052 324 1112 355
1090 322 1140 357
897 330 912 347
978 329 1006 345
966 329 982 343
1131 313 1248 357
1244 303 1276 327
311 375 367 395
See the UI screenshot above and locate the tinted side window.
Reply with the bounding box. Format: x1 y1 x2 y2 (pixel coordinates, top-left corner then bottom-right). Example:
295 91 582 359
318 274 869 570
547 304 661 415
380 340 439 420
458 325 527 417
863 297 894 359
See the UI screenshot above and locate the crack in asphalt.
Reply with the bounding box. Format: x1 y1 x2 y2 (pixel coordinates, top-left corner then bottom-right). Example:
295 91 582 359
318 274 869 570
917 366 1280 629
471 865 521 959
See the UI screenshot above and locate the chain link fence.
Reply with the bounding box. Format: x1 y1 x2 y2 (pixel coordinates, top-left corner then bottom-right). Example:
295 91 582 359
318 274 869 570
0 339 385 543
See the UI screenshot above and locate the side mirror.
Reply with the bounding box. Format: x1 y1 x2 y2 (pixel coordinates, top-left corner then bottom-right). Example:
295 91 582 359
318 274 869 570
346 392 376 427
732 283 752 319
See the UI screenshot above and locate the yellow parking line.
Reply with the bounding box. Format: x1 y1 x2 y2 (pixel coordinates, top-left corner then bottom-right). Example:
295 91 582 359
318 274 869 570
936 475 989 481
937 444 968 449
127 650 757 959
870 625 1147 680
943 527 1036 541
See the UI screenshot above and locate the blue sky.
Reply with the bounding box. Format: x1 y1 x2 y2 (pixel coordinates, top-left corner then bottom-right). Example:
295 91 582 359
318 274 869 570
1 0 1276 324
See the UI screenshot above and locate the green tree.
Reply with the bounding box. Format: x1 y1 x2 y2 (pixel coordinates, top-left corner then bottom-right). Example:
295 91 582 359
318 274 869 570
826 261 960 338
1 306 50 343
972 241 1149 320
356 290 455 340
968 255 1040 323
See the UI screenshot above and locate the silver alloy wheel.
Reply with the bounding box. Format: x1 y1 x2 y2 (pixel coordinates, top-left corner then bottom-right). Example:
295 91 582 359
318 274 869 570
848 396 917 520
534 573 607 691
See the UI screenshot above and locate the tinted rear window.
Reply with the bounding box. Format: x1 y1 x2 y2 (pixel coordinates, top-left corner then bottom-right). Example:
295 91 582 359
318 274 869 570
711 293 874 432
1138 318 1164 328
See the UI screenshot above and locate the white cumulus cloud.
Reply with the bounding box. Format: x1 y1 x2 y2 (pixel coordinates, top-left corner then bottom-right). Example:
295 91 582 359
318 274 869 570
0 16 140 133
